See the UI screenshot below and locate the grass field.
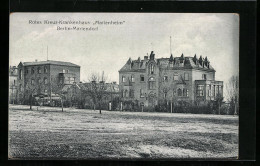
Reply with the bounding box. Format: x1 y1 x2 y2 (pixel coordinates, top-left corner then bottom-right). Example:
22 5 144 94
8 104 238 159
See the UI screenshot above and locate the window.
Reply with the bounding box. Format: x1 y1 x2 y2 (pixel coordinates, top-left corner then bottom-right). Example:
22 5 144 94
184 73 189 81
44 89 48 93
131 75 135 82
202 74 207 80
44 78 48 84
13 80 16 86
173 74 178 80
31 79 35 85
140 75 144 82
177 88 182 96
31 67 34 74
216 85 219 95
163 76 168 82
148 77 155 89
122 76 126 82
62 69 65 73
169 62 173 67
26 69 29 74
66 70 69 73
183 89 189 97
208 85 211 97
149 64 155 74
69 77 74 84
140 89 145 98
219 86 222 95
197 85 204 96
44 66 48 73
38 67 42 74
212 85 215 97
123 90 128 98
130 89 134 98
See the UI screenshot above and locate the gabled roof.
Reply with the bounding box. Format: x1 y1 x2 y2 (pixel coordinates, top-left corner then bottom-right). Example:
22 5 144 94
119 54 216 72
21 60 80 67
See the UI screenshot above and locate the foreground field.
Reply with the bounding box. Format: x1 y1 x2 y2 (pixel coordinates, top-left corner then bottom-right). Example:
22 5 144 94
8 104 238 159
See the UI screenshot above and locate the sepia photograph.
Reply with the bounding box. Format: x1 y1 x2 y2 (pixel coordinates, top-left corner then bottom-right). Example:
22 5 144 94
9 13 239 159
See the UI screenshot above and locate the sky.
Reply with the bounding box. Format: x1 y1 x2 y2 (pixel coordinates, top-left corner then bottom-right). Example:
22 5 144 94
10 13 239 98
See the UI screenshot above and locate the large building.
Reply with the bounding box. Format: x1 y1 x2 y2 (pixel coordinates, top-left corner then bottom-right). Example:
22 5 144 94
119 51 223 108
17 60 80 103
9 66 18 104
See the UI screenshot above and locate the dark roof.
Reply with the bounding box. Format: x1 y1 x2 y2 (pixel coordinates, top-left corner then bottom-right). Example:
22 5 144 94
119 54 215 72
22 60 80 67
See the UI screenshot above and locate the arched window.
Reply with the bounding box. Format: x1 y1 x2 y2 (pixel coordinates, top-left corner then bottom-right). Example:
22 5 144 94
38 67 42 74
148 77 155 89
149 64 155 74
177 88 182 96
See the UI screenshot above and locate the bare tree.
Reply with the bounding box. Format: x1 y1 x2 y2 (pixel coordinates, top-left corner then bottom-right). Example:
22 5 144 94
225 75 239 115
215 93 224 115
83 72 108 114
159 73 177 113
24 78 44 110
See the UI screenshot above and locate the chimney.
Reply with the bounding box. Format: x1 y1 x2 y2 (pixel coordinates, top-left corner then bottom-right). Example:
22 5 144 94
144 56 148 60
113 81 116 84
35 59 38 62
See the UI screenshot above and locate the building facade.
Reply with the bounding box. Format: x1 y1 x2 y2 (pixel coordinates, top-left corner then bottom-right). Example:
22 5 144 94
9 66 18 104
119 51 223 108
17 60 80 103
